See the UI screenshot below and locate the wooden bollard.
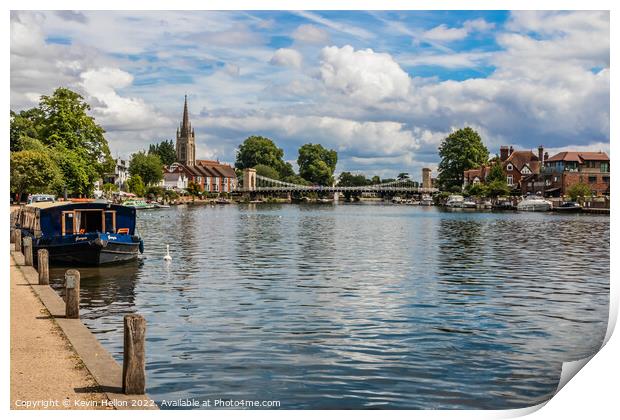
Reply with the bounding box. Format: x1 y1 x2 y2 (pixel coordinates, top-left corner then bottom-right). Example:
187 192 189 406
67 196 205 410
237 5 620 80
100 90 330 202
38 249 49 285
122 314 146 395
65 269 80 319
10 228 15 244
15 230 22 253
23 237 33 266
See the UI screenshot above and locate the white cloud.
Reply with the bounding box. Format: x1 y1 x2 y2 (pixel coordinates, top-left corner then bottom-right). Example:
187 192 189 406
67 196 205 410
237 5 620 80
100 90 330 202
319 45 411 103
292 24 330 44
423 24 468 42
294 11 374 40
270 48 303 69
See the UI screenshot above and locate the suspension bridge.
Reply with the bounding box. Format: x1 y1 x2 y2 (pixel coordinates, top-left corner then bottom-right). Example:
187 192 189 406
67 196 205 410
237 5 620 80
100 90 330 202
238 169 438 193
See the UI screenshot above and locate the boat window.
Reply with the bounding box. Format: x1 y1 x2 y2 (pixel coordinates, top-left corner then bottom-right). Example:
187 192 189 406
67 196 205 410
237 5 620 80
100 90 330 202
104 211 116 233
62 211 74 235
77 210 103 233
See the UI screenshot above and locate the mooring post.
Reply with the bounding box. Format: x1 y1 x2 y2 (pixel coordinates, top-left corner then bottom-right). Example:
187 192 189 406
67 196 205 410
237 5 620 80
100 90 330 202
65 269 80 319
14 230 22 253
10 228 15 244
38 249 50 285
123 314 146 395
23 237 33 266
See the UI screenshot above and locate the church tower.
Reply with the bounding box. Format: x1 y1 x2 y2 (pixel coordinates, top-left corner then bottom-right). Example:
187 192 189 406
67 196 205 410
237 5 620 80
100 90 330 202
176 95 196 166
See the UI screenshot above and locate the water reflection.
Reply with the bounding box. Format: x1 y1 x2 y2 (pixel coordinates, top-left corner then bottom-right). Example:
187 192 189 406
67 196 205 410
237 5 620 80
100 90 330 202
49 205 609 409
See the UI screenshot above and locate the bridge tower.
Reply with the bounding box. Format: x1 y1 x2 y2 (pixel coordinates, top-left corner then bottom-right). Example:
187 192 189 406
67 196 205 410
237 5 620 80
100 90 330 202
243 168 257 191
422 168 432 189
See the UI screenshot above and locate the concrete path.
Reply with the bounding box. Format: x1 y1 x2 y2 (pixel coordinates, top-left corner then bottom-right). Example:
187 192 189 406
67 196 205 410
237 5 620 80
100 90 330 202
10 255 112 410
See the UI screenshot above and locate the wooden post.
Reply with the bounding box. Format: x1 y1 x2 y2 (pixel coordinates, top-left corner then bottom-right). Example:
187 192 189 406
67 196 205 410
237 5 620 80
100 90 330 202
23 237 33 266
15 230 22 253
38 249 49 285
122 314 146 395
10 228 15 244
65 269 80 319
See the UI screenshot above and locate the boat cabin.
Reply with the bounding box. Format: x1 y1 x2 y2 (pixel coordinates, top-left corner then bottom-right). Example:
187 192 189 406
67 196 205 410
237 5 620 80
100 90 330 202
17 201 137 238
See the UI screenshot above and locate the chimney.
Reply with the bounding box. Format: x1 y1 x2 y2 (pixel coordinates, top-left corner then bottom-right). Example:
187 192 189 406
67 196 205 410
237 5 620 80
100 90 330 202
500 146 509 161
509 146 514 155
538 145 544 163
544 152 549 161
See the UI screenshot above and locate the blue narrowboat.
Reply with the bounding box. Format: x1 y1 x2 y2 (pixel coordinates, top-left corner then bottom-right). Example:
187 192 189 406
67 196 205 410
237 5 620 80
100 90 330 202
14 200 144 266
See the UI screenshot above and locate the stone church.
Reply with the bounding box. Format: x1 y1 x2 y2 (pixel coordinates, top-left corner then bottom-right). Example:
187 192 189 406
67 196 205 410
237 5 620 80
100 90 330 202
164 96 237 193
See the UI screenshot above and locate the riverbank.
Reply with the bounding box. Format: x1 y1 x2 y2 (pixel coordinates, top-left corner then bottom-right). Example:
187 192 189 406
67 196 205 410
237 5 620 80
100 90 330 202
10 253 110 410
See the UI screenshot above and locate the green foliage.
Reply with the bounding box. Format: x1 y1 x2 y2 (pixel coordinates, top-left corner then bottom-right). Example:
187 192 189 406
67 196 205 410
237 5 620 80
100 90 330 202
9 88 114 196
397 172 410 180
486 180 512 198
102 183 119 193
567 183 592 201
186 181 203 202
129 151 163 186
282 174 311 185
145 186 164 199
297 143 338 186
10 150 63 197
148 140 177 166
486 160 506 183
438 127 489 190
127 175 146 197
338 172 369 187
254 164 281 180
236 136 292 179
465 183 487 197
371 175 381 184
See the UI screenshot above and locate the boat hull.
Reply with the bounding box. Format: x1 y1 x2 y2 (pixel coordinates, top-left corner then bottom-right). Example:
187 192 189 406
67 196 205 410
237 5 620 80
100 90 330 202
33 234 141 266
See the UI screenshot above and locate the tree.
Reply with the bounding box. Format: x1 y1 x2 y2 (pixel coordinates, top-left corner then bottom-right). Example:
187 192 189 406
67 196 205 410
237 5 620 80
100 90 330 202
338 172 369 201
254 164 281 180
282 174 310 185
10 108 45 152
486 160 506 183
486 180 512 198
297 143 338 186
438 127 489 190
129 151 163 186
236 136 293 179
127 175 146 197
397 172 410 180
371 175 381 184
102 183 119 199
52 145 95 196
567 183 592 201
186 181 203 202
465 183 487 197
148 140 177 166
10 150 63 199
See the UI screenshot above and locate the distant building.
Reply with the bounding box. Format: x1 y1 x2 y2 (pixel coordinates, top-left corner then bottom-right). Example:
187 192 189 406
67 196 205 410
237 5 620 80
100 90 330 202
166 96 237 193
533 151 610 197
103 157 129 190
422 168 432 189
161 163 189 190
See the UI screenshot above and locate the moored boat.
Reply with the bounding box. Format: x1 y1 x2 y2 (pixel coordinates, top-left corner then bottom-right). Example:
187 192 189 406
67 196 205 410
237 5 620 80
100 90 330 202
420 194 433 206
516 196 552 212
123 199 155 209
461 199 477 209
553 201 582 213
446 195 464 208
14 201 143 266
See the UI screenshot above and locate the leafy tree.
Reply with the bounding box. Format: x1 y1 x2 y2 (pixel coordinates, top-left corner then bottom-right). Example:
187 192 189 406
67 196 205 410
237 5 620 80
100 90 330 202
371 175 381 184
52 145 95 196
438 127 489 190
486 160 506 183
129 151 163 186
102 183 119 193
254 164 281 180
283 174 310 185
10 150 63 198
10 109 45 152
486 180 512 198
38 88 113 175
148 140 177 166
236 136 292 179
297 143 338 186
397 172 410 180
127 175 146 197
567 183 592 201
465 183 487 197
186 181 203 202
338 172 369 186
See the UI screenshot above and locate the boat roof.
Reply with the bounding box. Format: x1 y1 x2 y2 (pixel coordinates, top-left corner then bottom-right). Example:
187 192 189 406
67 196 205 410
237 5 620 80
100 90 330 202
26 199 113 209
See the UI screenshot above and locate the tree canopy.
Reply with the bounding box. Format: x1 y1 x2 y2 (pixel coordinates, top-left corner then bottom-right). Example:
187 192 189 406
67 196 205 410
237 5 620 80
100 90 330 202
567 183 592 201
129 151 164 186
10 88 113 197
127 175 146 197
235 136 293 179
10 150 63 199
148 140 177 166
254 164 281 180
486 159 506 183
438 127 489 190
297 143 338 186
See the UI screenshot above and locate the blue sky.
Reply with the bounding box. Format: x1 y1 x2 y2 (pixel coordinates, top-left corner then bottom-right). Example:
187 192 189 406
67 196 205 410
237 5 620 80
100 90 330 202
10 10 609 180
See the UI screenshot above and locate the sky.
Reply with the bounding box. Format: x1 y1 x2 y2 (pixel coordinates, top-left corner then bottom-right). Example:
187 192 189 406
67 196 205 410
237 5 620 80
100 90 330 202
10 10 610 180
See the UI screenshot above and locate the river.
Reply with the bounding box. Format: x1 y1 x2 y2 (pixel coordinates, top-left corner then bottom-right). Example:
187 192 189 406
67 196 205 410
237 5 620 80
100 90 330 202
49 203 609 409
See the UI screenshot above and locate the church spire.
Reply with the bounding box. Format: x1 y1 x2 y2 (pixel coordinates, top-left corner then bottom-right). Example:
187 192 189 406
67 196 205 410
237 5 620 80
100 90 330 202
181 94 190 134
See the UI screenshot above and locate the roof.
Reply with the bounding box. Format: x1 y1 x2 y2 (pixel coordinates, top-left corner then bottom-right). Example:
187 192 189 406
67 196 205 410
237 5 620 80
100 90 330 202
26 199 102 209
546 151 609 163
197 161 237 178
504 150 540 174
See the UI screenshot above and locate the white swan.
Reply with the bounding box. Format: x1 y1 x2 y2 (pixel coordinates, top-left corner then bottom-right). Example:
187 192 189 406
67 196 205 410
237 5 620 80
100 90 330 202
163 244 172 261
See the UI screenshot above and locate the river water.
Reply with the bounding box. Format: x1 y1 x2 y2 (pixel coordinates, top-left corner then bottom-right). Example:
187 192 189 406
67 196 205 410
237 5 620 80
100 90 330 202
49 203 609 409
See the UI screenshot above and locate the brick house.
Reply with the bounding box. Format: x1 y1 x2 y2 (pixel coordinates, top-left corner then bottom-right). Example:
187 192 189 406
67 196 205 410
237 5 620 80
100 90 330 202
536 151 610 197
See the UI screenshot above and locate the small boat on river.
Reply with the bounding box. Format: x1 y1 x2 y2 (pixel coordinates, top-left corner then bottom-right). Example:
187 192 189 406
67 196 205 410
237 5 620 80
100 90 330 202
516 196 552 212
123 199 155 209
446 195 464 208
14 200 144 265
553 201 582 213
